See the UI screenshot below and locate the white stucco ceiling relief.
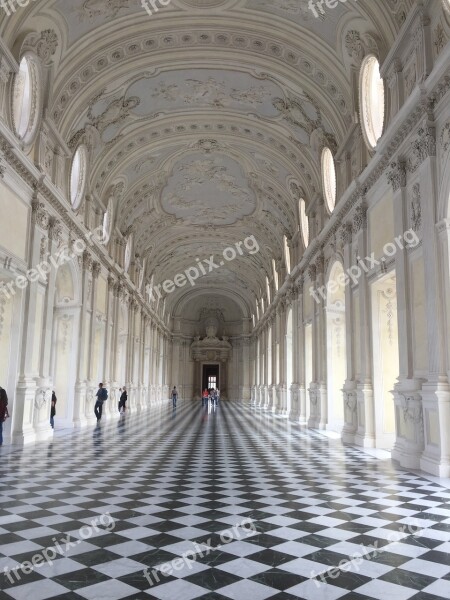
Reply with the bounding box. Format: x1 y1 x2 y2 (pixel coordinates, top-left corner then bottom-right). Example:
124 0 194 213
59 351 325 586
161 151 256 225
0 0 411 322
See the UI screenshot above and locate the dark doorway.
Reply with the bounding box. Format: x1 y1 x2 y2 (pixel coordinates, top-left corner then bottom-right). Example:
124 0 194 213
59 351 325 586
202 364 219 391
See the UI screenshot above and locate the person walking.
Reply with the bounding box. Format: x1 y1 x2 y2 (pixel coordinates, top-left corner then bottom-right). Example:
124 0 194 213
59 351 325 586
171 386 178 408
212 388 218 405
0 387 8 446
118 387 127 413
50 391 57 428
202 388 208 407
95 383 108 421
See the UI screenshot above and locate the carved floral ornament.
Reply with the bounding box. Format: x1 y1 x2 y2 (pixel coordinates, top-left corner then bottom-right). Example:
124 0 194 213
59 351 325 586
387 160 407 191
352 204 368 234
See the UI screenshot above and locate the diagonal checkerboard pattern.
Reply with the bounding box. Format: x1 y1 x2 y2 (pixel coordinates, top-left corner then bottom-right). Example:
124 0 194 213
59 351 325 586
1 400 450 600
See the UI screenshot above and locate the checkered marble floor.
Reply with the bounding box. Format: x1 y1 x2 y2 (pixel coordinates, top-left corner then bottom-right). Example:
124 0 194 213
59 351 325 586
1 401 450 600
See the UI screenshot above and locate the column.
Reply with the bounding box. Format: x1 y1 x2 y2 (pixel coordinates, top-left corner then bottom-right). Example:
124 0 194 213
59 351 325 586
340 224 358 443
387 162 424 468
353 202 376 447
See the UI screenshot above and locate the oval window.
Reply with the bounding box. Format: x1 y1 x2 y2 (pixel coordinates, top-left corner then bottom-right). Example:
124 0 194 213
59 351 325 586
12 54 41 144
70 145 88 210
299 198 309 247
322 147 337 213
360 55 385 149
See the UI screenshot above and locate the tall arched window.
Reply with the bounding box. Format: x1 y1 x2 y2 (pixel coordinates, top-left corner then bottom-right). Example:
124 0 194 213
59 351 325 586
284 236 291 274
124 234 133 272
261 296 265 313
360 55 385 149
70 145 88 210
12 54 41 144
102 196 114 244
322 147 337 213
299 198 309 248
266 275 271 304
272 259 279 291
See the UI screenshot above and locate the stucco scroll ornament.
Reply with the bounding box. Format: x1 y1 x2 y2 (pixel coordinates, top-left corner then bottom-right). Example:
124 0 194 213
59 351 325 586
78 0 133 21
345 30 379 65
23 30 58 64
344 391 357 413
401 395 423 426
35 388 52 410
345 31 365 63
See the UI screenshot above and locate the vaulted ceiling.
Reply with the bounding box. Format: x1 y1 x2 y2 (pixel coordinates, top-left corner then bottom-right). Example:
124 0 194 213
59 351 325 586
1 0 412 322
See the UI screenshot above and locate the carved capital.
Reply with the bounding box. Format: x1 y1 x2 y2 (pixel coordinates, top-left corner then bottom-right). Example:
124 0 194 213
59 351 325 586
92 261 101 279
352 204 368 234
386 160 407 191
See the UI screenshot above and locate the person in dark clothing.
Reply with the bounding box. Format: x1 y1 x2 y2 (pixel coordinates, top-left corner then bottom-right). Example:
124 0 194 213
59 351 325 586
171 386 178 407
118 387 127 413
0 387 8 446
95 383 108 421
50 391 57 428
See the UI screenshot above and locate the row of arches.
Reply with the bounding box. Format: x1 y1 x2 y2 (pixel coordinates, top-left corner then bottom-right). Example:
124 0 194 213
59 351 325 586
251 260 400 451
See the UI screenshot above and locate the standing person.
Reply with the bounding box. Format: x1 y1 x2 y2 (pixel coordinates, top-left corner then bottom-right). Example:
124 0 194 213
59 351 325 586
202 389 208 406
0 387 8 446
118 387 127 413
95 383 108 421
171 386 178 408
216 389 220 404
50 391 57 428
212 388 218 405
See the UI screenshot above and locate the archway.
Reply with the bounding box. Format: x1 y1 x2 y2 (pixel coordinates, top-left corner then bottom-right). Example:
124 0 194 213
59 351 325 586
371 272 399 449
326 261 347 433
286 307 293 415
51 263 80 427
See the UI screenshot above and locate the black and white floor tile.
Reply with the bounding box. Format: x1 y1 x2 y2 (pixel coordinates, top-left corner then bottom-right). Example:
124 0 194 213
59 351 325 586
1 400 450 600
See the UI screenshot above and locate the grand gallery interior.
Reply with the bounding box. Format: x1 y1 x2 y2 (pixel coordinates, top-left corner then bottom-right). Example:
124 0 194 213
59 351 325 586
0 0 450 599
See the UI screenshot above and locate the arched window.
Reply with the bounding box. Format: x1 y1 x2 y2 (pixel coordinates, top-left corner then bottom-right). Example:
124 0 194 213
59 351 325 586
256 301 260 321
360 55 385 149
272 258 279 291
299 198 309 248
261 296 265 313
124 234 133 273
70 145 88 210
102 196 114 244
12 54 41 144
266 275 271 304
322 147 337 213
284 235 291 274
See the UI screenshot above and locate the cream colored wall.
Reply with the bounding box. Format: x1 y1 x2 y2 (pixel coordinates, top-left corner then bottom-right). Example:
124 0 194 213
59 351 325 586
369 191 395 260
0 181 29 261
410 255 428 373
32 291 44 374
0 295 13 382
96 277 107 314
